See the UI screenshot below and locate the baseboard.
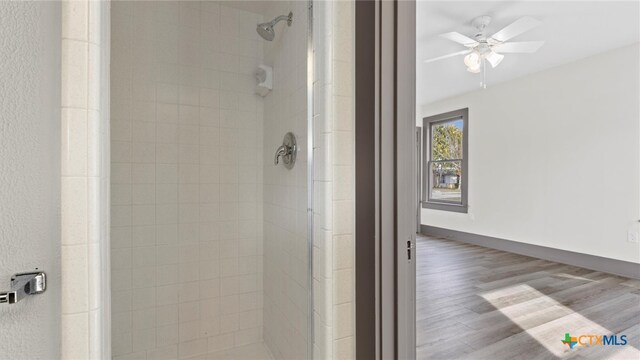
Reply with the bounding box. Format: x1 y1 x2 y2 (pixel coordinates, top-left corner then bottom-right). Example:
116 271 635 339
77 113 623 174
420 225 640 280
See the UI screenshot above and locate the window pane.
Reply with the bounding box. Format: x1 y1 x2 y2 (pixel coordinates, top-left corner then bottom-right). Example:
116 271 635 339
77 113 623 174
429 160 462 203
431 119 463 161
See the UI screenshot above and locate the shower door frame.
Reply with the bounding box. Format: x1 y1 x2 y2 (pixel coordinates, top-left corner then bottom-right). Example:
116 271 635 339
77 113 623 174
306 1 315 360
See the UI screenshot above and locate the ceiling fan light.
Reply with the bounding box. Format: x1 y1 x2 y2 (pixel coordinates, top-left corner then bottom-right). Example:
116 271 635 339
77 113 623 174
463 51 481 69
466 66 481 74
485 51 504 68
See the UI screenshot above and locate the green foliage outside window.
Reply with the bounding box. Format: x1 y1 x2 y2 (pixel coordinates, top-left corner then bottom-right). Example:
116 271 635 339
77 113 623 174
432 121 463 174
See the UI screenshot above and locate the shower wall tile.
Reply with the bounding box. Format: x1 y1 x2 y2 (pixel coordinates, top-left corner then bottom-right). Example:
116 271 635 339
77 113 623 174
61 0 109 358
262 1 313 359
313 1 356 359
111 2 264 359
62 39 89 108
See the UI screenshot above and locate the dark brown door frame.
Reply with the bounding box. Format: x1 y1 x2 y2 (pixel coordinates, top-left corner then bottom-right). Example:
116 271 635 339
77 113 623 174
355 1 416 359
355 0 378 359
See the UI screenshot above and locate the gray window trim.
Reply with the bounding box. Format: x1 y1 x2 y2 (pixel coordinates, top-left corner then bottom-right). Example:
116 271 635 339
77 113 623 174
422 108 468 213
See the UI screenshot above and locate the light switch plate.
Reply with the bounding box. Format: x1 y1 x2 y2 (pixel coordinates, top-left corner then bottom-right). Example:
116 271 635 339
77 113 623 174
628 231 639 244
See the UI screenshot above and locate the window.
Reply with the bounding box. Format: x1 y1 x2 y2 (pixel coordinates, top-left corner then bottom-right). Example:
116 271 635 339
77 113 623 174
422 108 468 213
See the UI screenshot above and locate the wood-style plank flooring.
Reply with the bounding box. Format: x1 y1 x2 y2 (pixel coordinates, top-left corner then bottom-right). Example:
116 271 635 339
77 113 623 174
416 235 640 360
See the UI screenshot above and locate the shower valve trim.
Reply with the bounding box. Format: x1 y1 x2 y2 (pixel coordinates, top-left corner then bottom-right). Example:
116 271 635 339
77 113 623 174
274 132 297 169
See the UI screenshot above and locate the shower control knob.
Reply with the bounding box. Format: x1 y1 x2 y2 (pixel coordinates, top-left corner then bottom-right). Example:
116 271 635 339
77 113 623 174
274 132 297 169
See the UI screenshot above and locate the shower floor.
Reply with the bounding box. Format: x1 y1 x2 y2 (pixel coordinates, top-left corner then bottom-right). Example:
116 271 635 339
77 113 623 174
185 343 274 360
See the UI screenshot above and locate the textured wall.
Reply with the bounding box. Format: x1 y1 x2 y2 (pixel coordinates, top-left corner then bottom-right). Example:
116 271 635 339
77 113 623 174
0 1 61 359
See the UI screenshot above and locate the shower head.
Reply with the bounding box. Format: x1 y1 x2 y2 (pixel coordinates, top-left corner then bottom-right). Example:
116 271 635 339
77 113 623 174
256 23 276 41
256 11 293 41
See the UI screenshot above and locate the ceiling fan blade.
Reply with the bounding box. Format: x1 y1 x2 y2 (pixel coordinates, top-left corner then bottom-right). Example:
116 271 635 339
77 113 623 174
492 41 545 53
423 49 471 63
439 32 479 47
489 16 541 42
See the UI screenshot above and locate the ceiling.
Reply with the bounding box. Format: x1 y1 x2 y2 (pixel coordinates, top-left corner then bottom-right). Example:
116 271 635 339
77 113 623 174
416 1 640 106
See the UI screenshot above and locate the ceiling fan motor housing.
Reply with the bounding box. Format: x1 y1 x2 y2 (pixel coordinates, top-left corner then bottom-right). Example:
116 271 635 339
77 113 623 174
472 15 492 37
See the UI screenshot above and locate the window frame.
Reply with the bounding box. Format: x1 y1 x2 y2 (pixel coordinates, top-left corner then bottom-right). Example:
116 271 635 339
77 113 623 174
422 108 469 213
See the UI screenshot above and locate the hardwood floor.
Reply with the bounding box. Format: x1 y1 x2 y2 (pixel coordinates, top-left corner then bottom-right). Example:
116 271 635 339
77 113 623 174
416 235 640 360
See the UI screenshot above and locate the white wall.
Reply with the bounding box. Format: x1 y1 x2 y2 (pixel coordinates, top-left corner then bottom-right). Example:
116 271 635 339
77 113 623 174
0 1 61 358
420 44 640 264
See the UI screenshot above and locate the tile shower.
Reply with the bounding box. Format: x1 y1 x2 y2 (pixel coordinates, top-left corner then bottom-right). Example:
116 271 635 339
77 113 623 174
109 1 354 359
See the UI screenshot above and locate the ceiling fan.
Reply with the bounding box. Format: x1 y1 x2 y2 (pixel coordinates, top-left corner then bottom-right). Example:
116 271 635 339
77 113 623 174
424 15 545 77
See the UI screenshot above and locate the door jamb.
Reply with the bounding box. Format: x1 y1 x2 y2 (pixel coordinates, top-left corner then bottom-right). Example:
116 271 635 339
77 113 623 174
355 0 379 358
395 1 417 359
355 1 416 359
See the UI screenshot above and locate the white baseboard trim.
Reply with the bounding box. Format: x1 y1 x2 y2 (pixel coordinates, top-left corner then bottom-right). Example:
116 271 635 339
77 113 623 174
420 225 640 280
